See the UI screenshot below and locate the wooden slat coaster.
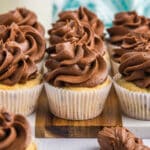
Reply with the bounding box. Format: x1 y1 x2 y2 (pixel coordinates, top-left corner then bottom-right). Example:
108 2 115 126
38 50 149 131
35 86 122 138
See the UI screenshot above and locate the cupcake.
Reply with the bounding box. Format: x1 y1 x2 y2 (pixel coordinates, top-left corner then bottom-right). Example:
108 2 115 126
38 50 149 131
98 127 150 150
0 7 45 36
113 52 150 120
48 6 111 72
0 32 43 115
0 109 36 150
0 23 46 71
44 41 112 120
107 11 150 68
111 32 150 74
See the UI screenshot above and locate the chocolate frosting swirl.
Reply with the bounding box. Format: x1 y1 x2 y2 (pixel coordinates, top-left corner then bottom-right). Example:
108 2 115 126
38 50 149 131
113 32 150 63
98 127 150 150
49 7 105 56
0 42 37 85
0 8 45 36
119 52 150 88
44 42 107 87
107 11 150 44
0 109 31 150
0 23 45 63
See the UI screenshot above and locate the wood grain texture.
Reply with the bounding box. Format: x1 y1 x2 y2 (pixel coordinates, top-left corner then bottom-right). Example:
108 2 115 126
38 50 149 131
35 86 122 138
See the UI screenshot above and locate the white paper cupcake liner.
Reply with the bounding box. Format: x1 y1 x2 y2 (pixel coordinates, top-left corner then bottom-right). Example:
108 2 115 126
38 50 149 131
113 74 150 120
0 84 43 116
45 77 112 120
111 59 120 75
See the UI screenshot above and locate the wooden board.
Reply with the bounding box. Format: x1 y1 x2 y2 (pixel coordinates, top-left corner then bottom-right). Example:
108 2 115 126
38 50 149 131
35 86 122 138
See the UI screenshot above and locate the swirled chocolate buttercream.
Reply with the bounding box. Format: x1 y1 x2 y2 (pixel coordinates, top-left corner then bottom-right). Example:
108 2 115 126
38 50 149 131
49 7 105 56
119 52 150 88
0 8 45 36
0 109 31 150
0 23 45 63
107 11 150 45
113 32 150 63
0 42 37 85
44 42 107 87
98 127 150 150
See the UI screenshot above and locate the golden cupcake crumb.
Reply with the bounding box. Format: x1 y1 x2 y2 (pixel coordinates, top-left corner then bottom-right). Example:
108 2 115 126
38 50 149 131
117 78 150 93
0 74 42 90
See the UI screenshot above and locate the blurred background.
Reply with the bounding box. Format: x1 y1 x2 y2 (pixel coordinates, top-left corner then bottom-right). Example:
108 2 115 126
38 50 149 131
0 0 52 36
0 0 150 34
52 0 150 28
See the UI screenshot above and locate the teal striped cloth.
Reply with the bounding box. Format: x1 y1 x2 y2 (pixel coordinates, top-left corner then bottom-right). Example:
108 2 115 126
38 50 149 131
52 0 150 28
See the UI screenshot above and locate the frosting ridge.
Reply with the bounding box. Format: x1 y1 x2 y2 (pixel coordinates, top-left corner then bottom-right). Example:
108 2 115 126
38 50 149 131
119 52 150 88
44 42 107 87
0 109 31 150
98 127 150 150
0 8 45 36
107 11 150 44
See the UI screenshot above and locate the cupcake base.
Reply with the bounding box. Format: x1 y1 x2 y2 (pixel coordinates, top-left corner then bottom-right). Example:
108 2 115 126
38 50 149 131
45 77 112 120
0 74 43 115
0 84 43 115
113 74 150 120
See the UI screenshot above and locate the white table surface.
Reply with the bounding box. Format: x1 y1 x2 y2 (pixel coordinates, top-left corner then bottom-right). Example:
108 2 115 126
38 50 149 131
28 114 150 150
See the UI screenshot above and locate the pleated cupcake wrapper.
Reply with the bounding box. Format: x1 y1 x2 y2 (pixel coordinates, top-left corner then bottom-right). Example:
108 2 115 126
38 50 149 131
45 78 112 120
0 84 43 116
113 74 150 120
111 59 120 75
